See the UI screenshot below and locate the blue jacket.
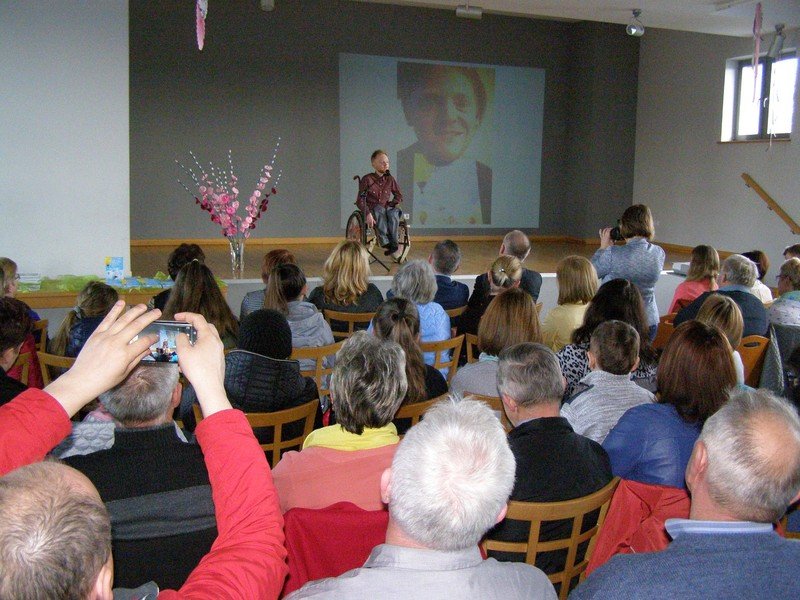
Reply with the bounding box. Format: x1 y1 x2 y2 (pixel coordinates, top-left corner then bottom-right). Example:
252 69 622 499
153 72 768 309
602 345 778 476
602 403 700 489
433 274 469 310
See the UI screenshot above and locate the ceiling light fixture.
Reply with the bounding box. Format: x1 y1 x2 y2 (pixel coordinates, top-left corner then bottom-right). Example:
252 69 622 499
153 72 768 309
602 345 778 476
626 9 645 37
456 4 482 20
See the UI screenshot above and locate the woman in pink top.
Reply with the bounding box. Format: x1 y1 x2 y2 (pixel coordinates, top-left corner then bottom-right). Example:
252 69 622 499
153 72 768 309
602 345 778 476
668 245 719 313
272 331 407 512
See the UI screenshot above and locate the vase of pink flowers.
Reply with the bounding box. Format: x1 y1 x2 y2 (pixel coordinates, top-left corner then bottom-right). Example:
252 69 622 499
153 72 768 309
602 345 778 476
177 143 282 278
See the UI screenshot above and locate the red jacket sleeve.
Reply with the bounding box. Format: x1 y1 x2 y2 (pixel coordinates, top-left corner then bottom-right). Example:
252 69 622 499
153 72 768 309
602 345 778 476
160 409 288 599
0 389 72 475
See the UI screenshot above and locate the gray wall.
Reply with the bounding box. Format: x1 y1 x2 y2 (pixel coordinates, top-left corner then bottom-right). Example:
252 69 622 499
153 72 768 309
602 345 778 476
634 28 800 272
130 0 638 240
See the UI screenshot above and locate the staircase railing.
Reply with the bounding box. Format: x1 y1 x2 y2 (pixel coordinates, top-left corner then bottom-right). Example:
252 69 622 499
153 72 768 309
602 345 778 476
742 173 800 235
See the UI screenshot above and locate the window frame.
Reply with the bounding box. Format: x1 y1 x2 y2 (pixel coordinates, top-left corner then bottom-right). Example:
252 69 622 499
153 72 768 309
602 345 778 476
727 51 796 142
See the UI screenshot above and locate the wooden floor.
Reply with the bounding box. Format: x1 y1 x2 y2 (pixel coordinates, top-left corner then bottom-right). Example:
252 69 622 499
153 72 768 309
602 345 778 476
132 239 692 279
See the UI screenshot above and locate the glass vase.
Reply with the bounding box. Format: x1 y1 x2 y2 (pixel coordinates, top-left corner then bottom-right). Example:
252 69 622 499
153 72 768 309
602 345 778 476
228 237 245 279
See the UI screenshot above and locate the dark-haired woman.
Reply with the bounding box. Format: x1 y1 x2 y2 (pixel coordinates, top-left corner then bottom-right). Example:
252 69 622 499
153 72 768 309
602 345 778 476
557 279 657 398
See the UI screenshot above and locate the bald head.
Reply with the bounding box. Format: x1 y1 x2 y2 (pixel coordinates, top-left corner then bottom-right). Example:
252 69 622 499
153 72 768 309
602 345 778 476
501 230 530 262
0 461 111 599
699 389 800 523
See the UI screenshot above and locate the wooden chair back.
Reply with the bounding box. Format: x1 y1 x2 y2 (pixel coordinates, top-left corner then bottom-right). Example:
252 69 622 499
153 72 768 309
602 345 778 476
323 310 376 340
465 392 512 432
36 352 76 386
738 335 770 387
482 477 621 600
393 394 447 435
195 399 319 467
444 305 467 319
420 335 464 384
33 319 48 352
291 341 344 410
652 312 677 350
465 333 480 364
12 352 32 386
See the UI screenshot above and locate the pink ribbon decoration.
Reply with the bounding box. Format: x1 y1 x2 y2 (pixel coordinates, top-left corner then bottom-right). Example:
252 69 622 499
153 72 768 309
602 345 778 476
752 2 762 101
196 0 208 51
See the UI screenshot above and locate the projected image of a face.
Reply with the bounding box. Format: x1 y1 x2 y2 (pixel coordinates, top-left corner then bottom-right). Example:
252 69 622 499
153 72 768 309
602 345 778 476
400 65 485 165
406 68 481 164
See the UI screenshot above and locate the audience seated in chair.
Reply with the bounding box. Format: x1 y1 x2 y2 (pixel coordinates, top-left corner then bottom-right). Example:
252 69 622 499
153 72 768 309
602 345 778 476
541 255 598 352
561 320 655 444
51 281 119 358
451 287 541 397
1 257 45 388
65 363 216 590
471 229 543 303
162 261 239 350
667 244 719 313
388 259 450 370
458 254 522 338
603 321 736 489
272 331 406 512
372 298 447 435
286 399 557 599
150 243 206 312
265 263 335 372
0 298 32 406
557 279 657 399
429 239 469 310
742 249 773 303
572 389 800 599
0 305 287 599
674 253 769 337
769 257 800 326
308 240 383 333
488 343 612 577
695 293 745 385
180 308 319 433
240 248 296 319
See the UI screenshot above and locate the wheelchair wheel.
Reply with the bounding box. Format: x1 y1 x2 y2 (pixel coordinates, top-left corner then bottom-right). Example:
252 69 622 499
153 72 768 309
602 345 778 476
396 220 411 264
346 211 365 244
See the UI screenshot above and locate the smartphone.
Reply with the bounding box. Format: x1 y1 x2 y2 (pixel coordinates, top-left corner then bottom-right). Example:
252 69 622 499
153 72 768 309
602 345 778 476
137 320 196 363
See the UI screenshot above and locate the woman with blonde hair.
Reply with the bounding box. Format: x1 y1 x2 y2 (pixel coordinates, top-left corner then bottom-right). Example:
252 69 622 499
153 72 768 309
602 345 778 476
696 294 745 384
51 281 119 357
458 255 522 337
308 240 383 334
163 261 239 349
452 287 541 396
668 245 720 313
542 256 598 352
239 248 296 319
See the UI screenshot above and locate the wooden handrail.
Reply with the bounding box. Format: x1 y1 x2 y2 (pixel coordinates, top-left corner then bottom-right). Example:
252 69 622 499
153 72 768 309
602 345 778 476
742 173 800 234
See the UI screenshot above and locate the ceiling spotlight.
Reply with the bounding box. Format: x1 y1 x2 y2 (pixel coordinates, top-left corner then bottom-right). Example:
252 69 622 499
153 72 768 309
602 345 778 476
626 9 645 37
767 23 786 58
456 4 482 19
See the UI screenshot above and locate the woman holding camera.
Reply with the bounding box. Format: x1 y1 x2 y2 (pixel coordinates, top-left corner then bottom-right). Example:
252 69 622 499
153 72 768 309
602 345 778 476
593 205 665 340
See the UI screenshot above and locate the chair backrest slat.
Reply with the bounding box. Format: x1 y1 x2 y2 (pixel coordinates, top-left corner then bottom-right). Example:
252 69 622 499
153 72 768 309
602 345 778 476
419 335 464 384
36 352 76 386
291 341 345 411
323 310 376 341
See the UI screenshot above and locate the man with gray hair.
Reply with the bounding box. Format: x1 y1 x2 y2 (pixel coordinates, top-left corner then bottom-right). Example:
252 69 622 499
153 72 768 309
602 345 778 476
273 331 408 512
471 229 542 303
489 343 612 584
429 239 469 310
65 363 217 590
572 388 800 598
675 253 768 336
287 399 557 599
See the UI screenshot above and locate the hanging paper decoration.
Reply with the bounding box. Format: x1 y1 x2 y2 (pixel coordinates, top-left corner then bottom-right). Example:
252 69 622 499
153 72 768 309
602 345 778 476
196 0 208 51
752 2 762 101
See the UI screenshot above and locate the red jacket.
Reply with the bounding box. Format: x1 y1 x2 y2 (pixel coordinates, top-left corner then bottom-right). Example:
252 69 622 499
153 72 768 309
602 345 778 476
0 389 288 599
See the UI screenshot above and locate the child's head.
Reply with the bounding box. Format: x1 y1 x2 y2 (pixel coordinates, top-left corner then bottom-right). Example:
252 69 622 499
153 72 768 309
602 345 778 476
588 320 640 375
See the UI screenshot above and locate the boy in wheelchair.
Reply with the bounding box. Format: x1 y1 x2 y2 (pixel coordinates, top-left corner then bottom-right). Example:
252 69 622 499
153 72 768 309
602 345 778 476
357 150 404 260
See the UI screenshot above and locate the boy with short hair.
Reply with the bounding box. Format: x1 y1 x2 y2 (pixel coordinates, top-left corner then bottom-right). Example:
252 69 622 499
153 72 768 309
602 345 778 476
560 320 654 443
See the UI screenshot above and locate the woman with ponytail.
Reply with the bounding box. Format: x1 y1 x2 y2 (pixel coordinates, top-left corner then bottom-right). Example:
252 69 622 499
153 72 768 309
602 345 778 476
458 254 523 337
373 298 447 410
51 281 119 357
264 263 334 371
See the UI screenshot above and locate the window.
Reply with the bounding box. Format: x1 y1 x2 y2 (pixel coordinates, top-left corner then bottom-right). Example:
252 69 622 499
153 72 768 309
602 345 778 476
721 51 797 141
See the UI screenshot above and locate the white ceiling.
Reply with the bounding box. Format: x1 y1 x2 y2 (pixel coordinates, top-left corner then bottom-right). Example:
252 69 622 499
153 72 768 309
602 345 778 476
354 0 800 37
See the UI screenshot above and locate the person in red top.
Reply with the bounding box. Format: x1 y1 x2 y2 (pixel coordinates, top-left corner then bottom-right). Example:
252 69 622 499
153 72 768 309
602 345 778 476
358 150 403 259
0 303 287 600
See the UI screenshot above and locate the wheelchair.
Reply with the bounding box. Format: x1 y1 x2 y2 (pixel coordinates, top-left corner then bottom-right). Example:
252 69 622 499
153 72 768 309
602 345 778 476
346 175 411 271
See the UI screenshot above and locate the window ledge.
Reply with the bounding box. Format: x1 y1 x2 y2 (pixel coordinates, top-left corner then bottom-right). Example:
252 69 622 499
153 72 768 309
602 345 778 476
719 138 791 144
